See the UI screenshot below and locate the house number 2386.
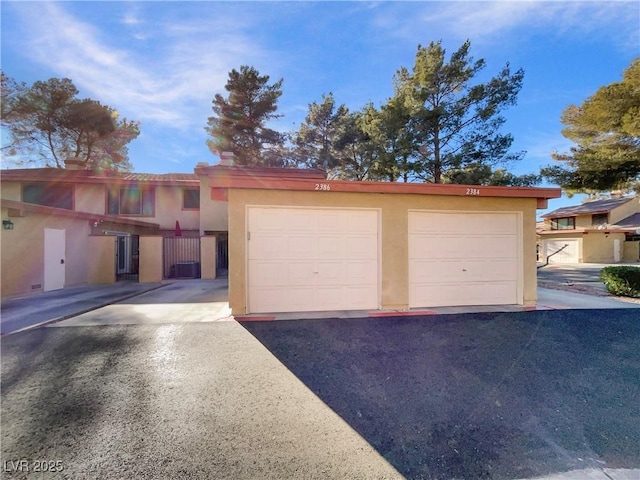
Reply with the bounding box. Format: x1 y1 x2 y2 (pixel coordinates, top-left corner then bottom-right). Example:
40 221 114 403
315 183 331 191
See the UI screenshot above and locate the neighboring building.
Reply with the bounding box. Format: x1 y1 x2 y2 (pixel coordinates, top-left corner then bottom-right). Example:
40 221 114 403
538 196 640 264
1 163 205 298
196 164 560 315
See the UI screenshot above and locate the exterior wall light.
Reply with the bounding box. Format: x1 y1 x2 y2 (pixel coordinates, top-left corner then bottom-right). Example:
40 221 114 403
3 220 15 230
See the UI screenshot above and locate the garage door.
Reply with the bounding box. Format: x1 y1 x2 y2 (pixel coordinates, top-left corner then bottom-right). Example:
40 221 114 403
247 207 379 313
409 212 520 308
544 239 579 264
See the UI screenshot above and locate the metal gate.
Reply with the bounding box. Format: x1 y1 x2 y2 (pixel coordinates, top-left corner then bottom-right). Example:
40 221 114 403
163 237 201 279
216 234 228 277
115 234 139 281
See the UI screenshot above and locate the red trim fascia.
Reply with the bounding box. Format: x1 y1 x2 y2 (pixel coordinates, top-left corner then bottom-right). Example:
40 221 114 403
1 199 160 229
209 175 561 200
210 188 228 201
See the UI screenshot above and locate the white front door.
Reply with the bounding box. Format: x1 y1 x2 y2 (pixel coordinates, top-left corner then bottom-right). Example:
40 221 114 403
613 239 621 263
247 207 380 313
409 212 521 308
44 228 65 291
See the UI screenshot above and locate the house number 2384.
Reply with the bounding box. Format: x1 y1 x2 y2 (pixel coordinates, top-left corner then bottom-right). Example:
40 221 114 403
466 188 481 195
315 183 331 191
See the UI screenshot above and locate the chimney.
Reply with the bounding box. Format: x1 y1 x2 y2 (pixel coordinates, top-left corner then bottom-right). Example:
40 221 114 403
64 158 86 170
219 151 235 166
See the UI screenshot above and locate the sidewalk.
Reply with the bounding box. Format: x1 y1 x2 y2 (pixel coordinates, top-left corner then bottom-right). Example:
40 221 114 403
0 281 167 335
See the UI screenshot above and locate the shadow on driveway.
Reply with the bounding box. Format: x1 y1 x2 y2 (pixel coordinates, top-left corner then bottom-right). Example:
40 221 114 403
240 309 640 480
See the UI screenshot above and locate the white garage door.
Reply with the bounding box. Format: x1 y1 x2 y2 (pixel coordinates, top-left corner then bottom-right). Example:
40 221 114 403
544 239 579 264
409 212 521 308
247 207 379 313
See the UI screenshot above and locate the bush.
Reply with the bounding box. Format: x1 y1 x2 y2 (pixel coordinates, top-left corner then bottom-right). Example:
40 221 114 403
599 266 640 298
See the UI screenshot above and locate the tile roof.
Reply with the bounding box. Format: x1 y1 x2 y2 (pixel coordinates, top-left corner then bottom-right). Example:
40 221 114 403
541 196 636 218
0 168 198 184
615 213 640 229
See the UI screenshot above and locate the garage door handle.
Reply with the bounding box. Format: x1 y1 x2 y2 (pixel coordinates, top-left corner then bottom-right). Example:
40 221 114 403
462 268 466 272
313 271 318 274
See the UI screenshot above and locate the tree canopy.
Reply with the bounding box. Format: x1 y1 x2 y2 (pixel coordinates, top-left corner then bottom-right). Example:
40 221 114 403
1 73 139 171
205 65 285 166
541 57 640 194
392 40 526 183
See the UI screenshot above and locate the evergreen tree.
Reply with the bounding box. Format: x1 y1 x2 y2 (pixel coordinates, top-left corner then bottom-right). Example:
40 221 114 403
393 40 525 183
541 58 640 193
206 66 285 166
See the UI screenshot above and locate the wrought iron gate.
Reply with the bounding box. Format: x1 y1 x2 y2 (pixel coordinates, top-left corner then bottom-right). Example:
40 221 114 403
115 234 139 281
216 234 228 277
163 237 201 279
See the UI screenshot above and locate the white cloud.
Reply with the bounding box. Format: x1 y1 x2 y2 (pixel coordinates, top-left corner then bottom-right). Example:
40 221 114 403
10 2 269 131
371 1 638 49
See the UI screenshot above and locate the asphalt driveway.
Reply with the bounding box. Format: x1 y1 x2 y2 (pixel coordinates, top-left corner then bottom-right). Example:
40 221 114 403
241 310 640 480
2 305 639 479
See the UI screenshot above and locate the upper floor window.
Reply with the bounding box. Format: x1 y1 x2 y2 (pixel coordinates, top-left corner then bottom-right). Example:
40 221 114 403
22 184 73 210
592 213 608 226
551 217 575 230
183 188 200 209
107 187 154 215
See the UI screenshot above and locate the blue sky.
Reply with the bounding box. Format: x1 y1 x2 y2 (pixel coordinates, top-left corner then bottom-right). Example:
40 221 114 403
1 1 638 214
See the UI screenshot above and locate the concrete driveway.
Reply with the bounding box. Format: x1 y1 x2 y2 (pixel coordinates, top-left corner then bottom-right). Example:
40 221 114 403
537 263 640 300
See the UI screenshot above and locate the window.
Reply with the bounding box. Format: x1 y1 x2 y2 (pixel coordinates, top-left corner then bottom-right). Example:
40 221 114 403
22 184 73 209
107 187 154 215
183 188 200 209
551 217 575 230
592 213 608 226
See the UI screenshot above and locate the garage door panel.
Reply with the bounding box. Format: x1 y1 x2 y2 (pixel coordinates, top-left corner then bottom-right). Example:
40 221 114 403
345 285 379 309
544 239 578 264
287 235 316 259
286 211 317 232
318 236 347 258
347 211 378 234
250 209 287 232
317 211 347 233
248 261 288 286
347 235 378 259
409 212 520 308
411 282 517 307
249 234 285 260
248 207 379 313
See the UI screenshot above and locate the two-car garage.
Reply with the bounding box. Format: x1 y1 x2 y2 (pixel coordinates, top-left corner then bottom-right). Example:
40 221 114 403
204 165 560 315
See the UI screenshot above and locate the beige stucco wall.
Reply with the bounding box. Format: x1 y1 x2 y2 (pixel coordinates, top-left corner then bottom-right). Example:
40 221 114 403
0 182 21 201
575 215 592 228
610 197 640 224
146 185 200 230
1 209 91 298
227 189 539 314
200 236 217 279
139 236 163 283
583 232 627 263
87 235 116 284
623 241 640 262
198 175 228 234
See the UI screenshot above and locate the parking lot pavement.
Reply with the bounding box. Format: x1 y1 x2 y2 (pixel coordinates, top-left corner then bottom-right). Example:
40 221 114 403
1 322 402 480
241 309 640 480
